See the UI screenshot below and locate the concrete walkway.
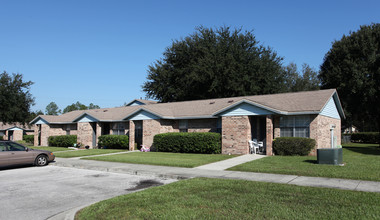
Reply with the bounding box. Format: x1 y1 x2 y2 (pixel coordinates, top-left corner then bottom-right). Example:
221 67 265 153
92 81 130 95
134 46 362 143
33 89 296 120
52 157 380 193
195 154 266 170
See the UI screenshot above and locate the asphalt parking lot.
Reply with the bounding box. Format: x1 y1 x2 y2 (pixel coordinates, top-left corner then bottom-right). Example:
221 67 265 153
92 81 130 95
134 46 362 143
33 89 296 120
0 165 177 220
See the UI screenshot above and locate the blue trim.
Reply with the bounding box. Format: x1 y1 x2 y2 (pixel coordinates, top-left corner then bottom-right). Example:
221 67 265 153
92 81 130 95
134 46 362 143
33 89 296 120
218 103 273 116
34 118 49 125
126 109 160 120
76 114 98 122
126 100 145 106
320 97 341 119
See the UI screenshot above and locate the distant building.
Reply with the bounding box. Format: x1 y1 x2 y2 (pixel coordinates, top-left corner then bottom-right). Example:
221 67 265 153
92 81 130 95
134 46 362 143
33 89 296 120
30 89 345 156
343 125 359 134
0 123 34 141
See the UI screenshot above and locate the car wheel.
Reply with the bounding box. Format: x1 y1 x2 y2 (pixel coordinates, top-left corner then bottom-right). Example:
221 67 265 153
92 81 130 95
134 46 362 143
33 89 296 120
35 155 48 166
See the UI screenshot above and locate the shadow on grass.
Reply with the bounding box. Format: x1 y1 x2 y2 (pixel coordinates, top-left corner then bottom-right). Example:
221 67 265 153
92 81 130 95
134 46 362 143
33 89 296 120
343 146 380 156
303 159 317 164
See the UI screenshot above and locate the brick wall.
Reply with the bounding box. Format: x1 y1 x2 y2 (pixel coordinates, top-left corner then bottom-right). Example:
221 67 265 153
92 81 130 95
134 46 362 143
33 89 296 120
5 130 23 141
38 124 49 146
265 115 274 155
310 114 341 156
159 119 179 133
221 116 251 154
142 119 161 147
49 124 67 136
188 119 217 132
77 122 93 148
13 130 23 141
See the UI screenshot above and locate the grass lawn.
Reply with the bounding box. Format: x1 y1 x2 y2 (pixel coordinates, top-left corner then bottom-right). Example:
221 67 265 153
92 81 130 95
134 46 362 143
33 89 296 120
229 143 380 181
84 152 236 168
30 146 75 152
54 149 127 158
75 177 380 220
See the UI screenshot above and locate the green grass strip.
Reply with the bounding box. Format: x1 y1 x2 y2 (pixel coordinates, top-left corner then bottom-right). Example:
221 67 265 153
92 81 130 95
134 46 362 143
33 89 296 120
76 178 380 220
84 152 236 168
54 149 126 158
30 146 74 152
228 143 380 181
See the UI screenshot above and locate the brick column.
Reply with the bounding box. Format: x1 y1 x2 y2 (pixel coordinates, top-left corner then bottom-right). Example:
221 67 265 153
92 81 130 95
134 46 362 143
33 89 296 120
142 119 161 148
13 130 23 141
33 125 39 146
222 116 251 155
129 121 135 151
77 122 93 148
40 124 50 146
95 123 102 148
265 115 274 156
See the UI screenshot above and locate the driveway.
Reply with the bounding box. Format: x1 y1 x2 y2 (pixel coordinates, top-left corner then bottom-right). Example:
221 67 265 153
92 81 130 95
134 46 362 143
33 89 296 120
0 165 176 220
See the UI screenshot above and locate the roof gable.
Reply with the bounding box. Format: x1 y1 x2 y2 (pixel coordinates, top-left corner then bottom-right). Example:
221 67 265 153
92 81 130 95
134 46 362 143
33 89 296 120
74 113 99 123
320 92 345 119
124 109 161 121
215 101 276 116
127 100 145 106
33 117 49 125
125 99 158 106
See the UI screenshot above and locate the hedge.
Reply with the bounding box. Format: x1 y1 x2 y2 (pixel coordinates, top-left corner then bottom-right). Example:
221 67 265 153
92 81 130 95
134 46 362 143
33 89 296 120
23 135 34 144
98 135 129 149
273 137 316 156
48 135 77 147
153 132 221 154
351 132 379 144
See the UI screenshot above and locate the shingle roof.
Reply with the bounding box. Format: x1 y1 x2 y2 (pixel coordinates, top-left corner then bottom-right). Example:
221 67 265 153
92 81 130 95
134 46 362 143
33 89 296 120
30 89 341 124
0 122 33 130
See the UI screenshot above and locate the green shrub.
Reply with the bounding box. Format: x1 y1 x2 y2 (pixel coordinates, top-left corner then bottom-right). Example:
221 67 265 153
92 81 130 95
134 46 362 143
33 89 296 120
98 135 129 149
154 132 221 154
273 137 316 156
23 135 34 144
48 135 77 147
351 132 379 144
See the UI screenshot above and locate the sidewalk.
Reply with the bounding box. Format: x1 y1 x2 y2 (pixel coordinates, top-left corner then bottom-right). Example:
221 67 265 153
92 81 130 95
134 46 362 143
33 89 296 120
52 156 380 193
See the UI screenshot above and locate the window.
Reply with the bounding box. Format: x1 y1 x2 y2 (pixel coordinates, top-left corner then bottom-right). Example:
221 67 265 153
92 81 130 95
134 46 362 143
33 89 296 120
112 123 125 135
7 142 26 151
179 120 188 132
216 118 222 134
280 116 310 138
0 143 7 151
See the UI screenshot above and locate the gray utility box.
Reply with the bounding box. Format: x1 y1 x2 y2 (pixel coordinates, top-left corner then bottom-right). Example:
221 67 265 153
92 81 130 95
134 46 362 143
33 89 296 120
317 148 343 165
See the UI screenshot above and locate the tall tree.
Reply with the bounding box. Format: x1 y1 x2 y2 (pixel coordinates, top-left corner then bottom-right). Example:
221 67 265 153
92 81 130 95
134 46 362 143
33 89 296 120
27 110 44 123
88 103 100 109
62 101 100 113
63 101 88 113
282 63 320 92
45 102 61 115
319 23 380 132
143 26 284 102
0 71 34 123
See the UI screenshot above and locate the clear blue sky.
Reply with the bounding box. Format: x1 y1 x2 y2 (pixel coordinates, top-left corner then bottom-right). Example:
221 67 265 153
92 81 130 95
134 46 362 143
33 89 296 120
1 0 379 112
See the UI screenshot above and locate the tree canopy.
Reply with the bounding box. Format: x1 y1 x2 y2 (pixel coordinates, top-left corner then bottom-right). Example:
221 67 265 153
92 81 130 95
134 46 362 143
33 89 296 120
62 101 100 113
319 23 380 132
282 63 320 92
45 102 61 115
143 26 285 102
0 71 34 123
